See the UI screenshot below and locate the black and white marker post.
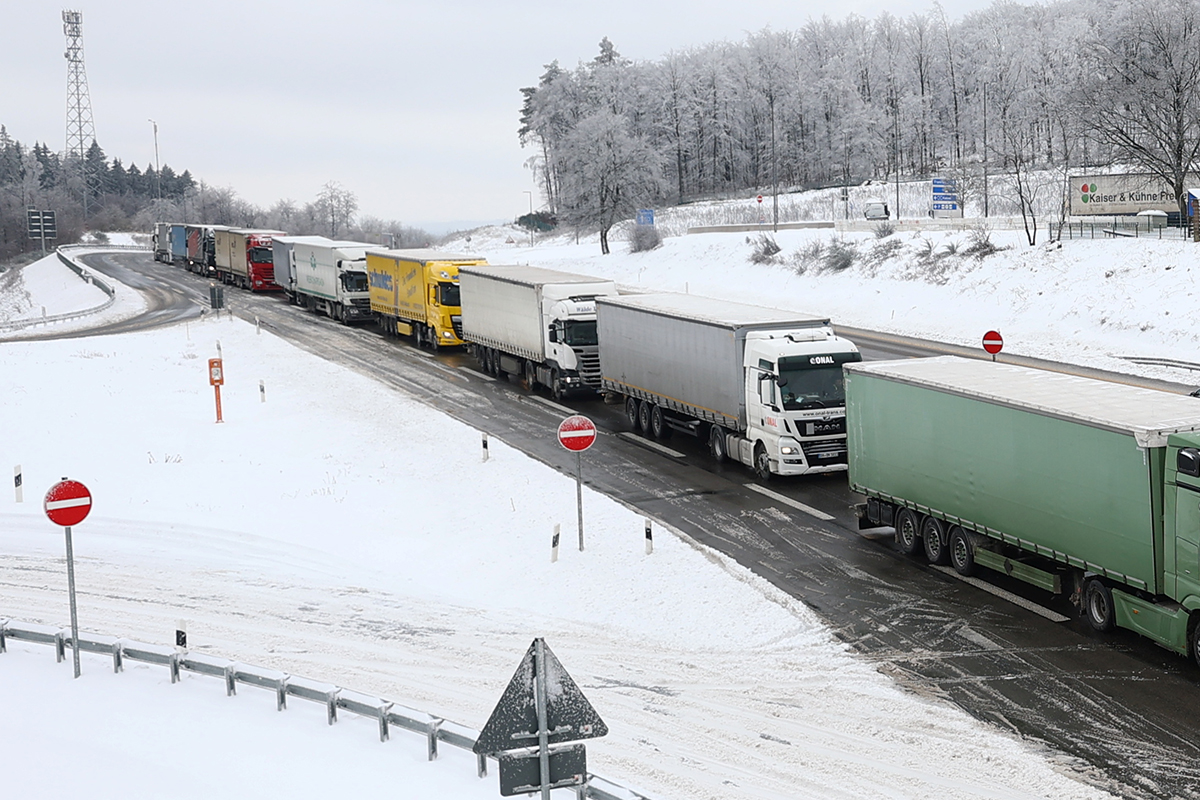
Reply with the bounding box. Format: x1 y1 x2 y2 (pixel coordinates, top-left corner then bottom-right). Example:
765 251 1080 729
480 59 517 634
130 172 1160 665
13 465 22 503
43 478 93 679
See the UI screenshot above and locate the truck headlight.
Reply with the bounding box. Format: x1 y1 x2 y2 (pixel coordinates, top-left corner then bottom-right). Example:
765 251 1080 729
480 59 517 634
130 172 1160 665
442 331 452 338
780 446 798 455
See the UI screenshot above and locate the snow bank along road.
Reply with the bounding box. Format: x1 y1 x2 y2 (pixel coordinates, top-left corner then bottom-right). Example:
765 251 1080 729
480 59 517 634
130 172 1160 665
9 248 1200 799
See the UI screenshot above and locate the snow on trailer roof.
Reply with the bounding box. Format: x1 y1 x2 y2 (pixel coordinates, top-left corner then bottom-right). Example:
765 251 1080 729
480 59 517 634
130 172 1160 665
598 292 830 329
459 264 614 285
365 248 481 262
847 356 1200 448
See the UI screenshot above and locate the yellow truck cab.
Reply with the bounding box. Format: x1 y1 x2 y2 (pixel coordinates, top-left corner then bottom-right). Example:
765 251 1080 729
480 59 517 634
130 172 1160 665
365 249 487 348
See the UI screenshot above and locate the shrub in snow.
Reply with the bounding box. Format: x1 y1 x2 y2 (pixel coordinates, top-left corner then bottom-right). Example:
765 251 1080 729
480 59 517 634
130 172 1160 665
873 221 895 239
749 234 782 264
821 239 857 272
629 224 663 252
962 223 1003 259
862 238 903 275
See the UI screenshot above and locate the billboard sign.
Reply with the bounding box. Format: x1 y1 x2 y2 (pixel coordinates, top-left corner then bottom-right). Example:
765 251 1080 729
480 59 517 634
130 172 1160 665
1070 173 1193 216
931 178 963 218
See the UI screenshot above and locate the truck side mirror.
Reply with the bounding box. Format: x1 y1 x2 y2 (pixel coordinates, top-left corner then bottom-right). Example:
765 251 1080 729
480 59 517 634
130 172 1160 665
548 325 558 343
1179 448 1200 477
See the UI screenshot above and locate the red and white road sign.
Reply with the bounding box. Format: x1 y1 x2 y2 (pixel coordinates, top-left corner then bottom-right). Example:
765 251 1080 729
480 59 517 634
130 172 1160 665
208 358 224 386
982 330 1004 355
557 415 597 452
757 195 763 203
44 479 92 527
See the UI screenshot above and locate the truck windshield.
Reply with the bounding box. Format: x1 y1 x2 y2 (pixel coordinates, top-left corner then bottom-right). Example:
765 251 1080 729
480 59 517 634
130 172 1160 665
776 353 862 410
249 247 273 264
438 282 461 306
562 320 598 346
342 271 369 292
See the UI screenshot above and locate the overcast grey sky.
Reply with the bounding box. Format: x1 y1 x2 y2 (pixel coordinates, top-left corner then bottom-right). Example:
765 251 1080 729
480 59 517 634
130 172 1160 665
2 0 988 230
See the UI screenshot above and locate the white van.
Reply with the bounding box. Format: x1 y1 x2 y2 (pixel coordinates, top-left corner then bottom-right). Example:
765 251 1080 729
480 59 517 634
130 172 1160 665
863 202 890 220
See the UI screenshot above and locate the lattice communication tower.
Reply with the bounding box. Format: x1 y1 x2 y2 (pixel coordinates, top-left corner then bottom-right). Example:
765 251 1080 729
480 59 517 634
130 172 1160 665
63 9 96 207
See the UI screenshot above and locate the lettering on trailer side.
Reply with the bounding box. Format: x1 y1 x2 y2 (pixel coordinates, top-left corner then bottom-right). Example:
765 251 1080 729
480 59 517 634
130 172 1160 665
369 269 393 291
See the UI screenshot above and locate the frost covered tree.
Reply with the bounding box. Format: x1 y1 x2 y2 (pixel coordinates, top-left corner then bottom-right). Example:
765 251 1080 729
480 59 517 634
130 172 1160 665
315 181 358 238
556 109 665 254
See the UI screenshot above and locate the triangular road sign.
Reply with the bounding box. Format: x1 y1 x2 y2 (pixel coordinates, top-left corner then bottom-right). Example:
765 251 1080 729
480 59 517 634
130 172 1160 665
473 638 607 754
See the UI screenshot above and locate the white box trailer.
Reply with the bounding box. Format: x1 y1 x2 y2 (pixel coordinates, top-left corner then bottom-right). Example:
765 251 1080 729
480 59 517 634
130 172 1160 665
153 222 172 263
597 293 861 477
271 235 331 298
290 239 375 324
459 265 618 398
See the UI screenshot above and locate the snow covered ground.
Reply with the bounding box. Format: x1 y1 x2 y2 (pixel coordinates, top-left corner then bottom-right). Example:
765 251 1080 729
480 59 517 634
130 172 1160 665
0 250 147 339
447 221 1200 389
0 308 1116 798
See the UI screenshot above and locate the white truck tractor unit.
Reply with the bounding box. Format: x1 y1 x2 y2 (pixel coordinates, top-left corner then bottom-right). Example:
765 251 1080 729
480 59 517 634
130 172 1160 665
597 292 861 478
459 265 619 399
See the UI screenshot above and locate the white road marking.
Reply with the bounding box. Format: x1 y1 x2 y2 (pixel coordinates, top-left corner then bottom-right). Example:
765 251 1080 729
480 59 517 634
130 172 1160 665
617 432 684 458
743 483 834 521
46 497 91 510
460 367 495 382
932 566 1071 623
530 396 575 415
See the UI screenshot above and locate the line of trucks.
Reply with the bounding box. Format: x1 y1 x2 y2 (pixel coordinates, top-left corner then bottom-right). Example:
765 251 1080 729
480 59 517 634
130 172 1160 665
153 221 1200 665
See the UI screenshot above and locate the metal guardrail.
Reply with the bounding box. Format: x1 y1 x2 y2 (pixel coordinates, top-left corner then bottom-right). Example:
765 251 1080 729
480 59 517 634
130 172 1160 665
0 245 142 332
0 619 652 800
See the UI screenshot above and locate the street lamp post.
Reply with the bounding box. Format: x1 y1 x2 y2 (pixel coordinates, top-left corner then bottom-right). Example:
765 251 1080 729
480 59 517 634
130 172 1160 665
523 190 533 247
148 119 161 202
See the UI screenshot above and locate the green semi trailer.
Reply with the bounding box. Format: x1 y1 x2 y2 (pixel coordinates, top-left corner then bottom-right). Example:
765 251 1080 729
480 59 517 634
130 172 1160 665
847 356 1200 664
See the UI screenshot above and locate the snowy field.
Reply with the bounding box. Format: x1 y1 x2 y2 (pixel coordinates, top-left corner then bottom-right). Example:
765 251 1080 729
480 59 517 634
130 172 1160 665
0 307 1115 798
448 221 1200 389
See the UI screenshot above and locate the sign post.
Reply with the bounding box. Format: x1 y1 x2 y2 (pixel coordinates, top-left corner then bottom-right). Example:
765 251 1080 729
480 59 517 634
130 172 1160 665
44 478 93 679
208 358 224 423
474 638 607 798
982 330 1004 362
557 416 596 551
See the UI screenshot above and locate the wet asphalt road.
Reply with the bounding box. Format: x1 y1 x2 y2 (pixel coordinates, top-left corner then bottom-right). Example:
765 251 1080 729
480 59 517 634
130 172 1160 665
38 251 1200 798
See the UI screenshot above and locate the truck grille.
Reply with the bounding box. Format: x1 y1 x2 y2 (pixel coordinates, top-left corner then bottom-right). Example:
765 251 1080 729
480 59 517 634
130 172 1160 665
801 439 847 464
451 316 463 339
351 298 371 309
577 350 602 386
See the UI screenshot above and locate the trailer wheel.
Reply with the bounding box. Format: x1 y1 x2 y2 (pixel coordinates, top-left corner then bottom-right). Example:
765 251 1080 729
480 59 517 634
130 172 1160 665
921 517 949 565
753 442 772 481
637 400 653 435
650 405 672 440
949 526 975 576
894 509 922 556
1084 579 1116 633
625 396 640 428
708 425 728 462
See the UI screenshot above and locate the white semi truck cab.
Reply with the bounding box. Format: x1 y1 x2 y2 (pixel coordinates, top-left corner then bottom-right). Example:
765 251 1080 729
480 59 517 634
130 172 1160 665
736 327 862 476
543 295 603 392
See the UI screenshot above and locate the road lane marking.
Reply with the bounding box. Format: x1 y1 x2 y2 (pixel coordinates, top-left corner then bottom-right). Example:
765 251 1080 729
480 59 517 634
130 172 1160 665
932 566 1070 623
460 367 495 382
617 432 684 458
530 396 575 415
743 483 834 521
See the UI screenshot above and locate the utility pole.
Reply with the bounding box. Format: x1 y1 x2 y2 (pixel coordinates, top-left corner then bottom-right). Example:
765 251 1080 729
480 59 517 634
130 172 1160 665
63 9 96 219
148 119 161 201
982 82 990 218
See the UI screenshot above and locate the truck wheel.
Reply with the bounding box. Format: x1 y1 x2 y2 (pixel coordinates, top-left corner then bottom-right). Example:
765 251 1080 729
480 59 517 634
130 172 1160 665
1189 615 1200 668
894 509 922 556
708 425 728 462
921 517 949 565
523 361 536 391
625 396 640 428
949 526 976 576
1084 579 1116 633
552 371 566 400
753 442 771 480
637 400 653 435
650 405 672 440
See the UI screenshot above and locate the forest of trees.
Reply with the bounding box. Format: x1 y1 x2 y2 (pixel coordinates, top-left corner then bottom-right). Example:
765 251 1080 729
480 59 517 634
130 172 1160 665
520 0 1200 250
0 128 432 263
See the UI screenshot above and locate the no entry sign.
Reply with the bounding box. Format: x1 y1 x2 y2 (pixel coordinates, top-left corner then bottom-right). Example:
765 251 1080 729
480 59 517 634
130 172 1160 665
982 330 1004 355
557 415 597 452
44 479 92 527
